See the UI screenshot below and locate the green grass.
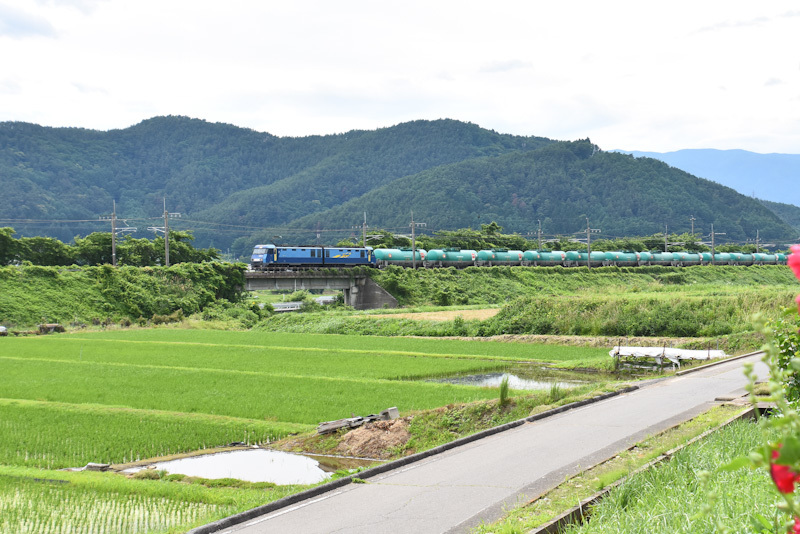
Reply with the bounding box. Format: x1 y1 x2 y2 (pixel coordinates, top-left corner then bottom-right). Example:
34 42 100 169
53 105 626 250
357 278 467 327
472 406 746 533
2 336 514 379
0 398 310 469
0 329 617 533
0 263 244 328
0 356 510 424
561 420 780 534
32 329 610 362
370 264 798 307
0 330 607 462
0 465 302 534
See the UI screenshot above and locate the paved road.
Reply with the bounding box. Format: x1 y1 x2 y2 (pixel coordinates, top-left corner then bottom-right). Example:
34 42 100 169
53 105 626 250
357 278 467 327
212 355 766 534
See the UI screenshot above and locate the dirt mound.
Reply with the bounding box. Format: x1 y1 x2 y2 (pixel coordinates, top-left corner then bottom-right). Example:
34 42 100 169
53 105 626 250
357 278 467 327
335 418 411 459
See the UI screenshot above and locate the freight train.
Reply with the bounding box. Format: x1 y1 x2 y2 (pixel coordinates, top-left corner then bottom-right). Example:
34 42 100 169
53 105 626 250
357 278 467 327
250 244 788 270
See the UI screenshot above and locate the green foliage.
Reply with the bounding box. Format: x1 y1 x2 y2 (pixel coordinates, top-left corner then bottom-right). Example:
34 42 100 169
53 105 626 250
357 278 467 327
499 375 510 406
370 264 796 308
484 292 791 338
200 300 269 328
0 227 16 265
415 223 532 251
0 262 246 327
3 118 792 257
562 421 778 534
773 312 800 401
762 199 800 233
0 228 219 267
289 143 795 251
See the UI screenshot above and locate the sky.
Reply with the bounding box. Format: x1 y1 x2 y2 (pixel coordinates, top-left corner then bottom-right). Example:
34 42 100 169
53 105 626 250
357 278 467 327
1 1 799 154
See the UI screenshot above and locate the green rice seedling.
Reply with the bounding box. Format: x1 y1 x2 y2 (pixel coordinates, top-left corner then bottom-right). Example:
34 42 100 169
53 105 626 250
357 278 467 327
56 329 609 362
0 357 508 425
0 398 311 469
548 383 566 403
499 375 510 406
0 465 304 534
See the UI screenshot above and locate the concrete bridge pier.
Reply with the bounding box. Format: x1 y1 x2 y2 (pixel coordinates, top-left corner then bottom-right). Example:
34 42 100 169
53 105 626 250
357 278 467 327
244 271 397 311
343 277 398 310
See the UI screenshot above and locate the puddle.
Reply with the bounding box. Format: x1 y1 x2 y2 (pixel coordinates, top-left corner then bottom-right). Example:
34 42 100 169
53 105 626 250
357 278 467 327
428 371 584 390
122 449 373 485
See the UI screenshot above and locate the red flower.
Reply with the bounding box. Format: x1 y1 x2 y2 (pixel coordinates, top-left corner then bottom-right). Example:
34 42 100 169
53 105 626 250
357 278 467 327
789 245 800 281
771 449 800 494
792 516 800 534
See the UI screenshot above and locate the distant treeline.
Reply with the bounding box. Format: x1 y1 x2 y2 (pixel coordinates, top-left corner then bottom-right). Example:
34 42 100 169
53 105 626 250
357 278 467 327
343 222 780 254
0 227 219 266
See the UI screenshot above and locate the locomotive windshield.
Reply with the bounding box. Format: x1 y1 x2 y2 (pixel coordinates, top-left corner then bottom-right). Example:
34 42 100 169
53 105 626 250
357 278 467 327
252 246 272 254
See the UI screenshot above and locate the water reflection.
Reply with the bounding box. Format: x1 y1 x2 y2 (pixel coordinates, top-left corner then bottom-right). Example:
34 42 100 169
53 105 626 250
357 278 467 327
429 371 583 390
128 449 335 485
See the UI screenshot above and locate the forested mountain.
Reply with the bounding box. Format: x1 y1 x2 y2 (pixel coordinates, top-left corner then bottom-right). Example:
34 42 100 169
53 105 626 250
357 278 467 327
614 149 800 207
283 141 792 246
761 200 800 234
0 116 796 256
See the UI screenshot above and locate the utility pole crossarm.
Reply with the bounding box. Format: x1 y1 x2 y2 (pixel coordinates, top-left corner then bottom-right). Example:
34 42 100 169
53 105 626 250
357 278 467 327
585 218 601 269
709 223 726 266
410 211 427 269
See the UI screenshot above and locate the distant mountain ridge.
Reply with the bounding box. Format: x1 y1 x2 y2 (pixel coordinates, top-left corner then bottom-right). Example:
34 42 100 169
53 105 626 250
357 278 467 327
0 116 796 255
614 149 800 207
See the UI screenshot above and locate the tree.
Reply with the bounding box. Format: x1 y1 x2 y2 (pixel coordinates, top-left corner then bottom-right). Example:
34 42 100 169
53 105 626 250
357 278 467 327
117 236 158 266
0 227 17 265
73 233 114 265
480 221 503 236
17 236 74 265
153 231 220 265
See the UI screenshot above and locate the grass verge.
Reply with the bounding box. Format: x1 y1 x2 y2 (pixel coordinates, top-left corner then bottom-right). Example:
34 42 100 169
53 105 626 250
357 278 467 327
472 404 748 533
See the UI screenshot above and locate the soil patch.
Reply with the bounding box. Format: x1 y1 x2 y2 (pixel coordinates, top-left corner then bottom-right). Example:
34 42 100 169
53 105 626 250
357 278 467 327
367 309 499 322
334 419 412 460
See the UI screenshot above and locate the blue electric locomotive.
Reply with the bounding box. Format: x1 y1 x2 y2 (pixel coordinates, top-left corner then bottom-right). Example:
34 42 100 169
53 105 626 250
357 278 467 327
250 244 376 270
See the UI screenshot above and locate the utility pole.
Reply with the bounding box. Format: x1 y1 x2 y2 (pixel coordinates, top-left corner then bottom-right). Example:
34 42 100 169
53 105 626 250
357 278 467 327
111 200 117 266
537 219 542 251
585 218 601 269
352 214 368 246
710 224 726 266
690 215 696 237
756 229 760 253
99 201 118 266
410 211 427 269
100 200 136 266
163 199 170 267
362 212 367 247
148 199 180 267
664 224 668 253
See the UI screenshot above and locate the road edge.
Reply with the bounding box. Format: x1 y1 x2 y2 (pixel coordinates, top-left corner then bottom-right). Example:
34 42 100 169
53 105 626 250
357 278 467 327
187 385 639 534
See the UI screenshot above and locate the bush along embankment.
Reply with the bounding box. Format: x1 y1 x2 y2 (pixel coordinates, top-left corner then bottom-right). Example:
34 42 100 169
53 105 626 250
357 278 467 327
0 262 249 328
369 264 799 307
478 291 795 338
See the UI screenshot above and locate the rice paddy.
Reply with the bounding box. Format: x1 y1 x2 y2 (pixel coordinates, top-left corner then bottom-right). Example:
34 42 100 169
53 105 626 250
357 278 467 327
0 329 607 533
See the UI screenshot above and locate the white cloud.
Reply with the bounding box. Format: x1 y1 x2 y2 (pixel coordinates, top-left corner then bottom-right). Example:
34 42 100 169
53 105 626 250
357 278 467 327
0 3 55 37
0 0 798 153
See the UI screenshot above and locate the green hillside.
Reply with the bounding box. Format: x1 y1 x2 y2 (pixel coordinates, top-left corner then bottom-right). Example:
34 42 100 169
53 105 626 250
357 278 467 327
761 199 800 234
288 141 792 243
0 116 795 255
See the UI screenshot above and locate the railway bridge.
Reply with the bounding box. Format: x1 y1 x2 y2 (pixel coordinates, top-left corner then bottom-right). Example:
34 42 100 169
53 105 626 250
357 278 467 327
244 270 397 310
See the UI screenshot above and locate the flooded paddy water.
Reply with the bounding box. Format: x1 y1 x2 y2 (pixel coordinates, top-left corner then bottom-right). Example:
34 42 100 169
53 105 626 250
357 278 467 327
426 365 591 391
118 368 602 485
121 448 375 485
